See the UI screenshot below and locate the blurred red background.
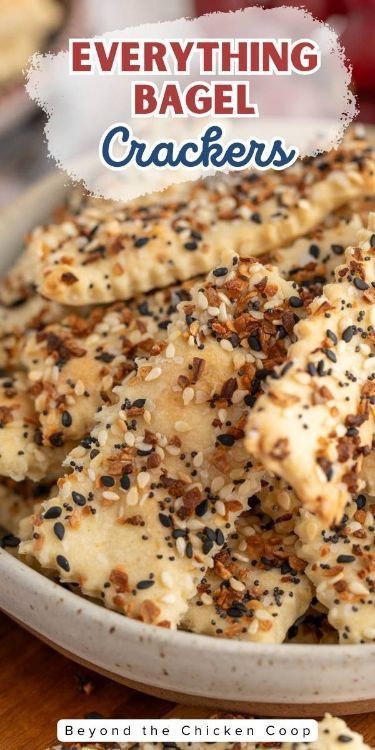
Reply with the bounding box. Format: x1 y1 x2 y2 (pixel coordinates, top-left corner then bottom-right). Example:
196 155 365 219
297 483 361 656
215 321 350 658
194 0 375 123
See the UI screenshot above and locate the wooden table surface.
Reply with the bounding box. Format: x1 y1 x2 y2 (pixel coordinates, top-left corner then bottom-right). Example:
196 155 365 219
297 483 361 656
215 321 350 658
0 612 374 750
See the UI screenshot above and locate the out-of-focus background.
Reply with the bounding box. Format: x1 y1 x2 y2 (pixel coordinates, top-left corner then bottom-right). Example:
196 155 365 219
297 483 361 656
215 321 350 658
0 0 373 208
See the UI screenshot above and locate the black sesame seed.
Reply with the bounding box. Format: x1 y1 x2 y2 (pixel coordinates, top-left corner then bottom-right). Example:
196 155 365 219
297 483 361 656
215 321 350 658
324 349 337 363
370 234 375 248
217 434 235 446
289 296 303 308
120 473 130 491
326 329 338 345
172 529 186 539
195 499 208 516
337 554 355 564
227 606 244 618
213 267 228 277
134 237 149 248
251 212 262 224
248 334 262 352
49 432 64 447
53 522 65 541
355 494 366 509
100 475 115 487
342 326 356 343
159 513 171 528
136 579 155 590
215 529 224 546
72 491 86 507
43 506 62 519
203 539 214 554
61 411 72 428
132 399 146 408
309 244 320 258
184 241 198 251
353 277 369 291
56 554 70 572
244 394 256 407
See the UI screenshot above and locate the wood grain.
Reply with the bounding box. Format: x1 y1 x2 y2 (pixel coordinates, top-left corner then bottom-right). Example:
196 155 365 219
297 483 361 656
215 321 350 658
0 613 374 750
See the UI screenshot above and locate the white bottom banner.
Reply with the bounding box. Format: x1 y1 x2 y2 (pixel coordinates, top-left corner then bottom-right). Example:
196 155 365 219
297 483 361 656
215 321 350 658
57 718 318 743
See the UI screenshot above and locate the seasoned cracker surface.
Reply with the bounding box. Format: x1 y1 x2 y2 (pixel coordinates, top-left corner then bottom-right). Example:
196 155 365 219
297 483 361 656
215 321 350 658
18 131 375 305
247 216 375 523
296 494 375 643
183 503 311 642
22 287 191 445
262 214 364 300
20 255 305 626
0 372 69 481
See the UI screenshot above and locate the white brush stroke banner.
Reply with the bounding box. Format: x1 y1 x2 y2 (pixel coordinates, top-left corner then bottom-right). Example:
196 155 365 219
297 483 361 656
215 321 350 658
26 5 356 201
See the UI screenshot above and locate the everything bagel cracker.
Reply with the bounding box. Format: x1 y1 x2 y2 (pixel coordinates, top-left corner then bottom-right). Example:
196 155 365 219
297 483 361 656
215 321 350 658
182 506 312 642
246 216 375 524
0 372 70 481
20 255 306 626
295 494 375 644
22 286 192 445
16 130 375 306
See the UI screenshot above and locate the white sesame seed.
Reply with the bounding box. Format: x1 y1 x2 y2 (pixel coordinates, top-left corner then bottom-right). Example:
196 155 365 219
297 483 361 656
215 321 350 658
102 491 120 501
248 619 259 634
197 291 208 310
75 380 85 396
137 471 150 489
220 339 233 352
165 343 175 358
230 577 246 592
145 367 162 382
218 302 228 322
193 452 203 468
201 593 213 606
127 487 139 506
29 370 43 382
277 491 291 511
124 432 135 447
161 572 174 589
165 444 181 456
176 537 186 556
214 500 226 516
349 581 370 595
97 429 108 446
183 387 194 405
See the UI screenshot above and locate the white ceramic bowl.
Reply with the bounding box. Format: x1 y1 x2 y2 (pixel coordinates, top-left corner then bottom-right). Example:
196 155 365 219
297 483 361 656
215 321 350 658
0 2 85 137
0 172 374 716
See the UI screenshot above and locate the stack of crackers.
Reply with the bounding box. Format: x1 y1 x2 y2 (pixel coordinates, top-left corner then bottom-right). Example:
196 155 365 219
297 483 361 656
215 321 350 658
0 125 374 646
